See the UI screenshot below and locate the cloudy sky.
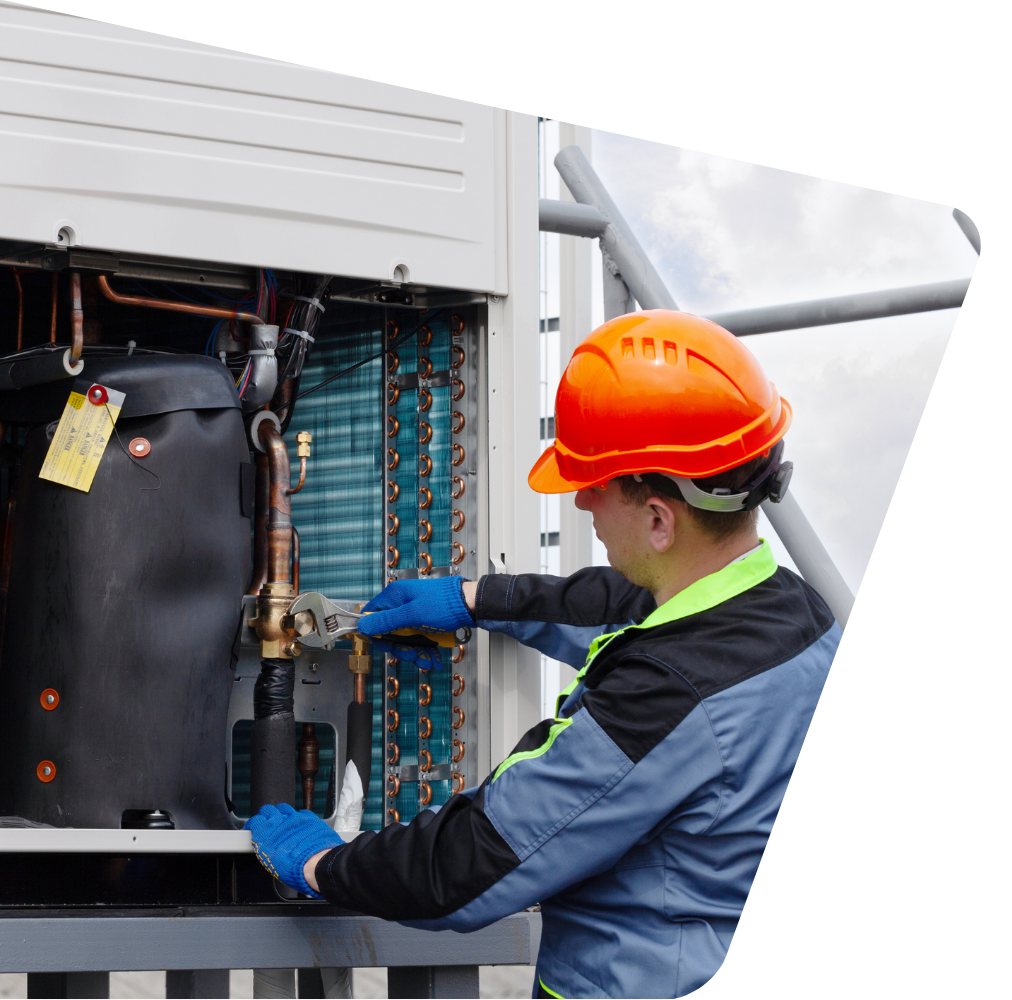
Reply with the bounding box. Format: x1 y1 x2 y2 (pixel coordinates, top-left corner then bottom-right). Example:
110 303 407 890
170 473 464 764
539 123 979 594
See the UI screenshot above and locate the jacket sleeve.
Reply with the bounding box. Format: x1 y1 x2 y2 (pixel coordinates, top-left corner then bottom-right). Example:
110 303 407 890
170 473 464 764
472 568 656 668
312 652 721 929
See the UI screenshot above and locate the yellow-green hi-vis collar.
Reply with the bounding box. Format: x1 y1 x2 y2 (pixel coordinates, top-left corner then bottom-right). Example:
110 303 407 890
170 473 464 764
557 540 778 707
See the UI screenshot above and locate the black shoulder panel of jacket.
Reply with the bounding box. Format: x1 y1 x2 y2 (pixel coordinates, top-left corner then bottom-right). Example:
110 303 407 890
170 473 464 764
475 566 656 627
313 783 518 920
575 567 836 764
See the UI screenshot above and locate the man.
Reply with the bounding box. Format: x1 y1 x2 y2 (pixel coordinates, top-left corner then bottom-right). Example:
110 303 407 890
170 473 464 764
247 310 840 998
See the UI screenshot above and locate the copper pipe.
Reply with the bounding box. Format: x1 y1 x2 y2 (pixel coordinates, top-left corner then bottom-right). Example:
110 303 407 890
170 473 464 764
419 781 432 806
450 379 465 401
451 772 465 794
287 457 307 496
387 382 400 405
418 552 433 575
258 421 292 586
387 545 400 568
419 487 433 510
452 645 465 664
419 749 432 772
387 775 400 798
388 513 400 536
452 739 465 763
418 325 432 347
387 807 400 823
12 271 23 351
246 454 270 596
418 683 432 707
452 411 465 433
417 357 433 378
298 723 319 811
49 272 58 343
452 673 465 697
452 706 465 730
452 444 465 467
355 671 367 705
451 542 466 565
418 421 432 445
97 273 263 325
387 742 400 765
451 477 465 500
418 519 432 543
451 314 465 336
452 510 465 532
388 481 400 503
69 272 84 366
291 526 300 595
450 345 465 368
419 716 433 739
418 388 432 412
387 709 400 732
387 676 400 698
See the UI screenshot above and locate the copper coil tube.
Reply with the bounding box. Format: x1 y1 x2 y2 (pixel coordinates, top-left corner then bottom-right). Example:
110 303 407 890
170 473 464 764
386 351 400 374
452 673 465 696
452 509 465 532
452 739 465 763
387 481 400 503
451 444 465 467
451 476 466 500
418 421 432 444
387 382 400 405
298 723 319 811
387 708 400 732
451 706 465 730
50 271 58 343
419 749 433 772
451 542 466 565
452 411 465 433
291 526 301 594
287 456 307 496
450 378 465 401
452 645 465 664
419 454 432 477
387 545 400 568
419 781 433 806
97 273 264 326
451 314 465 335
69 272 84 365
387 574 398 586
418 551 433 575
451 773 465 794
419 716 433 739
387 415 400 438
387 675 400 698
418 519 433 543
387 320 399 342
417 356 433 378
450 345 465 368
418 487 433 509
259 421 294 587
419 682 432 706
387 654 400 666
387 742 400 765
387 512 400 536
387 448 400 471
246 453 270 595
418 388 432 412
387 775 400 798
418 324 433 347
388 807 400 823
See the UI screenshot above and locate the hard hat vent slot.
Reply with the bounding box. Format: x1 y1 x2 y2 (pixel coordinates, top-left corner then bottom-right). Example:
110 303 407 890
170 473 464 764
663 341 677 365
641 338 655 360
621 337 634 358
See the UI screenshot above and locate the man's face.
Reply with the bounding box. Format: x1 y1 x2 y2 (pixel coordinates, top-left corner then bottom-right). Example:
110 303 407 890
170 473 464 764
574 483 664 590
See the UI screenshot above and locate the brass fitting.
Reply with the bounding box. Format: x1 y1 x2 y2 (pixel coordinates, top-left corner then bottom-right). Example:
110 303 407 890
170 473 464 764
350 610 371 703
248 581 300 659
296 430 312 458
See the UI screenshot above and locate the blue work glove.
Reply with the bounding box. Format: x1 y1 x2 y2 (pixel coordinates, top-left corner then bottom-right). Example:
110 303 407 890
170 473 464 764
245 803 344 898
359 577 474 637
370 638 444 672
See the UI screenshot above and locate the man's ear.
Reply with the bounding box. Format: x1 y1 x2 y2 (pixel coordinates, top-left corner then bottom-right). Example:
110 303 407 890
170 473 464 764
645 496 678 553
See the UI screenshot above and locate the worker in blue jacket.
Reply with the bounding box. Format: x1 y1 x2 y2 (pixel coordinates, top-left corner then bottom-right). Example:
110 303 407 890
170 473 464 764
246 310 840 999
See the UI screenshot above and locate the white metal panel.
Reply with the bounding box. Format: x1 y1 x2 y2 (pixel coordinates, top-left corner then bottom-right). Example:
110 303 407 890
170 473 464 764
0 4 505 292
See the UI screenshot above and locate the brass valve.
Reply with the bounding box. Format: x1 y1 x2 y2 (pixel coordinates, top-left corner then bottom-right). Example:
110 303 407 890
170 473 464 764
296 430 312 458
349 604 371 703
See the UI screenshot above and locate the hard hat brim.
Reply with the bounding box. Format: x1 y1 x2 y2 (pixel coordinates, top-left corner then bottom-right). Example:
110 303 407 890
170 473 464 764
528 397 792 495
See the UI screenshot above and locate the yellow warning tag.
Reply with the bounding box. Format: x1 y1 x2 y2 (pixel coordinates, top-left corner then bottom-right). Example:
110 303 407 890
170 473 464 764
39 381 126 493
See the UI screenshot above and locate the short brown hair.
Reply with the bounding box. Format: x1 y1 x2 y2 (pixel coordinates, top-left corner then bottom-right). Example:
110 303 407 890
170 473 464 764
616 453 770 544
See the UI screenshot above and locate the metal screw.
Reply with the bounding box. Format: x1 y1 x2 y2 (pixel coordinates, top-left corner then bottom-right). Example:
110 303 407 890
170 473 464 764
309 662 318 673
43 766 51 776
46 694 54 705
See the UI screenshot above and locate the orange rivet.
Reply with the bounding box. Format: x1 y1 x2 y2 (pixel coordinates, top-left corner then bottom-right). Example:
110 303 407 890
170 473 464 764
129 437 151 457
37 760 56 782
40 688 59 710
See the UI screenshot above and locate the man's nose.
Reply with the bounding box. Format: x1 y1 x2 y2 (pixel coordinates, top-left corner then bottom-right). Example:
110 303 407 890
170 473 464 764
574 488 593 512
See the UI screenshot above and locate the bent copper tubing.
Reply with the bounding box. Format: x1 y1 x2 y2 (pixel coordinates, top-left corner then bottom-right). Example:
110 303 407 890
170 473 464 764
451 772 465 794
451 542 466 565
452 411 465 433
418 552 433 575
452 510 465 532
69 272 83 365
387 545 400 568
387 676 400 698
388 807 400 823
452 444 465 467
387 709 400 732
246 454 270 595
418 388 432 412
98 274 264 325
50 272 58 343
388 513 400 536
451 477 465 500
258 421 293 586
452 739 465 763
452 645 465 664
387 775 400 798
452 673 465 696
419 683 432 707
387 742 400 765
291 526 300 595
418 325 432 347
450 378 465 401
418 487 433 509
419 781 432 806
419 716 433 739
419 749 433 772
388 481 400 503
387 382 400 405
287 457 307 496
452 706 465 730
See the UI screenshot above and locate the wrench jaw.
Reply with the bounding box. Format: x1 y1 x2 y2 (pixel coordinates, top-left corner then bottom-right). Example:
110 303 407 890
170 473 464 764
286 592 363 649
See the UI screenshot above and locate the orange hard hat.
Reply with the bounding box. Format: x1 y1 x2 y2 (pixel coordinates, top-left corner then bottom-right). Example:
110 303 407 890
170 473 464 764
529 310 792 494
